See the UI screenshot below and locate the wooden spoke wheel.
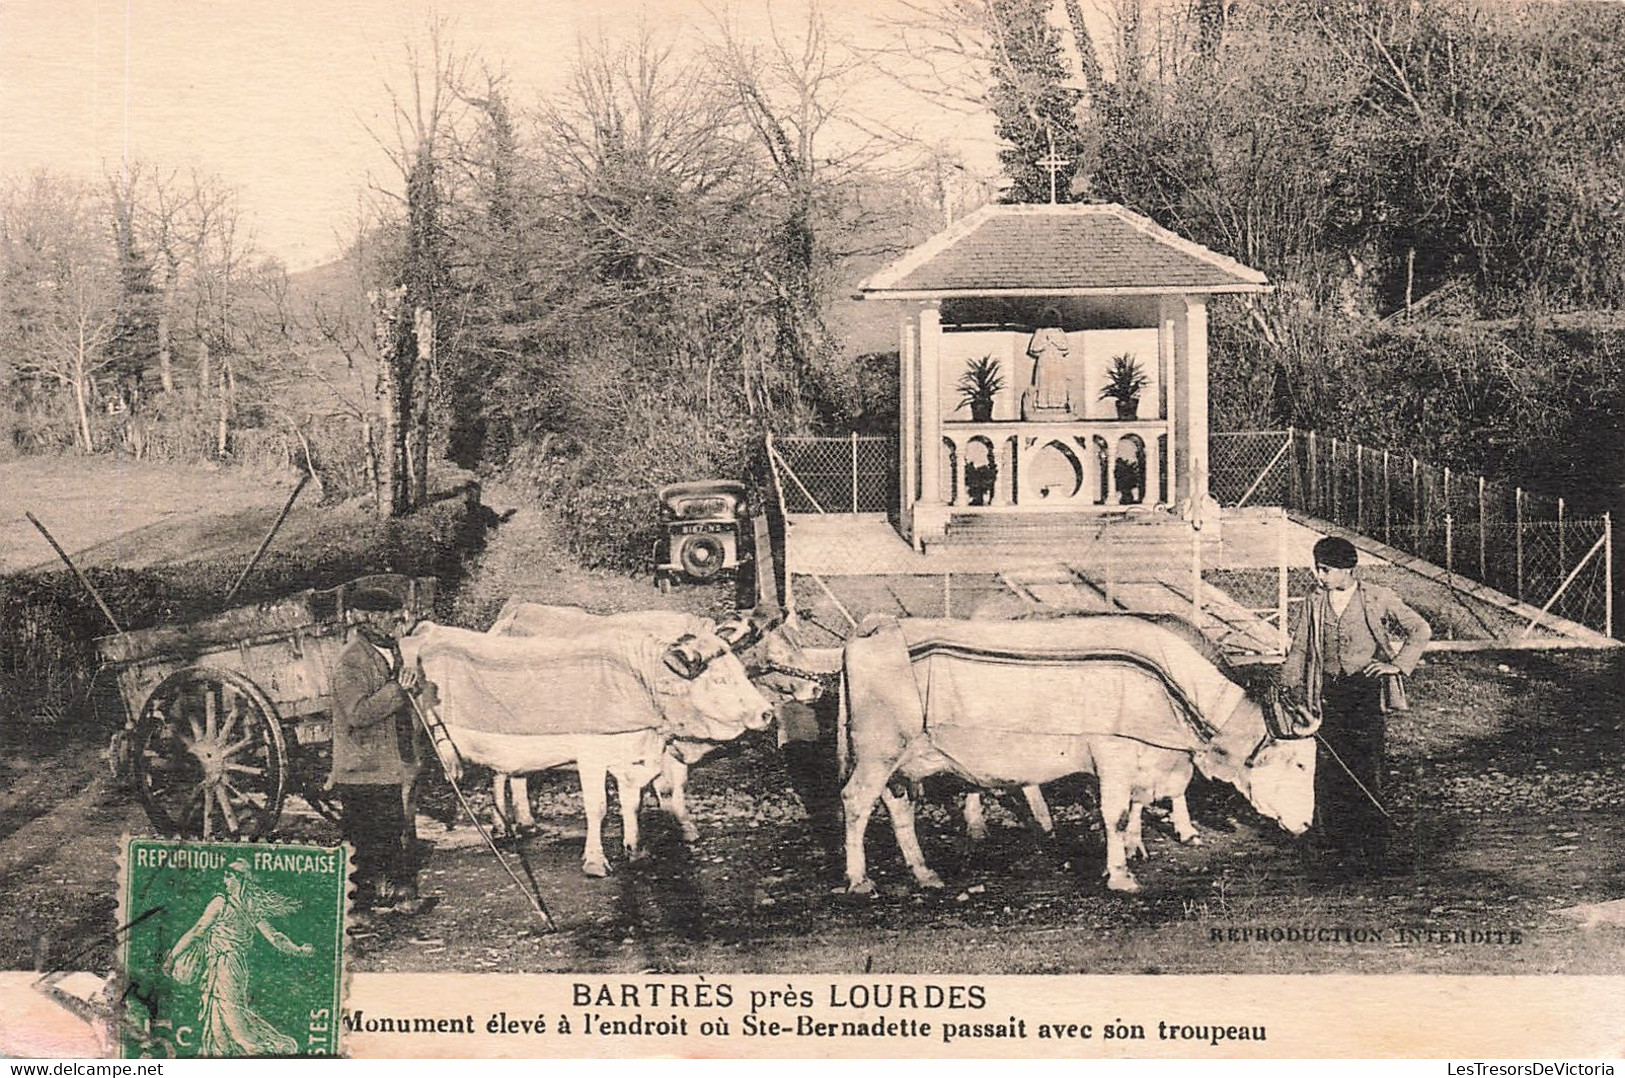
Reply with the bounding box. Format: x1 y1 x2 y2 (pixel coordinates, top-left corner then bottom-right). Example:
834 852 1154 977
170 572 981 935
132 668 287 840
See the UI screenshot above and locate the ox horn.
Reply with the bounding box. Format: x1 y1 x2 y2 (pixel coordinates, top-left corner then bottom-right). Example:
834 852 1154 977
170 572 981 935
663 633 729 680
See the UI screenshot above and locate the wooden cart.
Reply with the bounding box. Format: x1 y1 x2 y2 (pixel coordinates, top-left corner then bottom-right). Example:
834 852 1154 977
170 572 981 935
102 573 436 840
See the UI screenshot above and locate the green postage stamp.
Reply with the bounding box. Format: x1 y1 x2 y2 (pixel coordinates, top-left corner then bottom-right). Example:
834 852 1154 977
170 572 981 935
117 837 348 1058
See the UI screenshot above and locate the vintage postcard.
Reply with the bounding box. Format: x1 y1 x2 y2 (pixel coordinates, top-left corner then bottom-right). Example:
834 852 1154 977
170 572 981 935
2 0 1623 1063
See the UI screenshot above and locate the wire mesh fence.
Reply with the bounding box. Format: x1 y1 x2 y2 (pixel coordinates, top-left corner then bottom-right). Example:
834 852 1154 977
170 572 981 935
767 434 895 515
766 430 1613 644
1211 429 1613 638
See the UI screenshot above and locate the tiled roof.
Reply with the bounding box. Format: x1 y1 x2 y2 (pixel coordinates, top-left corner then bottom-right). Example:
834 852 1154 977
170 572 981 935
858 203 1269 296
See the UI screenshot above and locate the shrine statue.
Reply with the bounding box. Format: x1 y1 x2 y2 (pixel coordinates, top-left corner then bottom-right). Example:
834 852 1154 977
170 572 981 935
1022 307 1073 420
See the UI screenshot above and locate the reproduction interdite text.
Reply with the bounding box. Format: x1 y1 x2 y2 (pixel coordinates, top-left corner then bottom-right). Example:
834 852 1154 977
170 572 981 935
340 980 1270 1048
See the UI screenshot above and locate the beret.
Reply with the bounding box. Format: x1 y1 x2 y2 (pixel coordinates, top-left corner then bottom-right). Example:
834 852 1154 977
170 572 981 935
1312 536 1359 569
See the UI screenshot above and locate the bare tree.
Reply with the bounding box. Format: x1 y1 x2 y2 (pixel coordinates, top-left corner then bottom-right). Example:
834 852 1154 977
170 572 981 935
366 17 473 514
0 173 121 452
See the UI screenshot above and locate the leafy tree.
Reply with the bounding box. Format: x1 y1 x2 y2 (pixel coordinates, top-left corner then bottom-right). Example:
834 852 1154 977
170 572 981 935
986 0 1087 203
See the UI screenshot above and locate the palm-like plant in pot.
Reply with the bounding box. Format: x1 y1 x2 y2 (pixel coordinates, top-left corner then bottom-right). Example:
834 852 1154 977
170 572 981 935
955 355 1004 423
1099 354 1150 420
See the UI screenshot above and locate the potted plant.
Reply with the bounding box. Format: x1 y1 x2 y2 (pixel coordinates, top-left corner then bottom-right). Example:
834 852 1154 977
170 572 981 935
954 355 1004 423
1099 353 1150 420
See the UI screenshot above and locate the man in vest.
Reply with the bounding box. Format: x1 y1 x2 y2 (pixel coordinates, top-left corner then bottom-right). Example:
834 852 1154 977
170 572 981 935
1282 536 1431 877
328 587 433 919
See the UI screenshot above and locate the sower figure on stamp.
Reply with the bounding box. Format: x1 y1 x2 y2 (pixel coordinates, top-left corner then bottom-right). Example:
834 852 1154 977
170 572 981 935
1280 536 1431 877
328 588 433 918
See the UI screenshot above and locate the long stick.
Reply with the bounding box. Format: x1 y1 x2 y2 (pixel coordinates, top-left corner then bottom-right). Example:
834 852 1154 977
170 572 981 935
223 472 310 607
1314 732 1393 822
26 512 125 635
407 695 555 931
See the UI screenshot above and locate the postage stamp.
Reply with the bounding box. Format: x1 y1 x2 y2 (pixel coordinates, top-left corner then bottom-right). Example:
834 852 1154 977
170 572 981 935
116 837 348 1059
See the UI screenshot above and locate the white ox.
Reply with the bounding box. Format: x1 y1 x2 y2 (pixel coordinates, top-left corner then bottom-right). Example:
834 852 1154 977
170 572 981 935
486 601 759 843
402 619 772 877
839 616 1317 894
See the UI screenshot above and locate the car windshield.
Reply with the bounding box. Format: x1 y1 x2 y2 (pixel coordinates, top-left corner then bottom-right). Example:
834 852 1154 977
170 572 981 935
672 496 735 518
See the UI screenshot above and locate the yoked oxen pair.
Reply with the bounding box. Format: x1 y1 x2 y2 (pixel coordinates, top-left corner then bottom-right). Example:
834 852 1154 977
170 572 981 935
485 601 788 844
401 613 772 877
839 615 1319 893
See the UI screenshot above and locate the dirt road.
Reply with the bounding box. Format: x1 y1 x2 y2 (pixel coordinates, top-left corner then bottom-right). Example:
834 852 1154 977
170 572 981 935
3 480 1622 976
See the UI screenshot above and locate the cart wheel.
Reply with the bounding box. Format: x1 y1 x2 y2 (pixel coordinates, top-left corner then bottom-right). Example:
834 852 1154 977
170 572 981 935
133 668 287 840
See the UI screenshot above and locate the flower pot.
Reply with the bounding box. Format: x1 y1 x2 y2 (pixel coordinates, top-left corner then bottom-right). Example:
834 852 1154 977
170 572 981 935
970 401 994 423
1114 398 1140 420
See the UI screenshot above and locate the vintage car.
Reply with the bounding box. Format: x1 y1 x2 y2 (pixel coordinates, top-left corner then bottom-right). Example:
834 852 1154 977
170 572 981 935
653 480 751 592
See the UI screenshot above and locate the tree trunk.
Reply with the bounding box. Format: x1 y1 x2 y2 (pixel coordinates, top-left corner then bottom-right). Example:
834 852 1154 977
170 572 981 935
157 307 174 393
370 287 409 516
409 306 433 507
217 364 231 458
73 376 93 454
361 415 378 500
197 338 211 401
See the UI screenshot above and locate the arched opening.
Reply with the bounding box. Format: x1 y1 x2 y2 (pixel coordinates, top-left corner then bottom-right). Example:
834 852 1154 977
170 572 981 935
1028 439 1084 502
1114 434 1147 505
964 436 997 506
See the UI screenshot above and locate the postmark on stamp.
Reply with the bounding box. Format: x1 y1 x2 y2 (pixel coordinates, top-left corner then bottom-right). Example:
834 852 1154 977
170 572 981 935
117 837 348 1058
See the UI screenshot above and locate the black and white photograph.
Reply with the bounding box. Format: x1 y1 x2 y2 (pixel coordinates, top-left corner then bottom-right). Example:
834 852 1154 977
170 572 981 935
1 0 1622 1060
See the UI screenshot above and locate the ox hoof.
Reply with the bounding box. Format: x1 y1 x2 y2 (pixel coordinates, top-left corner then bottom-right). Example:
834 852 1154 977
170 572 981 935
582 859 612 879
679 824 701 843
1106 873 1141 893
915 869 946 890
1127 842 1149 862
626 846 649 863
1179 833 1204 847
847 878 876 896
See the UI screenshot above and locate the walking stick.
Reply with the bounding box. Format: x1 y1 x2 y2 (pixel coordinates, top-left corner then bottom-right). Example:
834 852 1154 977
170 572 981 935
1313 731 1394 822
406 694 556 932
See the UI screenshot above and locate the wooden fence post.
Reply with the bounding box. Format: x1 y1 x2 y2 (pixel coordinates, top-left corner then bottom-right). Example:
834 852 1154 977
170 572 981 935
1606 511 1614 639
1411 457 1420 545
1277 506 1290 652
1445 513 1454 577
1356 443 1364 531
1287 426 1298 506
1478 475 1488 582
1382 449 1391 544
851 431 859 514
1443 466 1452 568
1558 497 1567 577
1308 430 1318 512
1331 438 1340 522
1515 487 1525 602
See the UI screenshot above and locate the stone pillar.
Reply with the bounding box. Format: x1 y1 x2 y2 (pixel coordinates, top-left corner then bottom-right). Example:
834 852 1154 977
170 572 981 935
914 303 948 541
1171 295 1209 505
899 309 918 541
1158 295 1179 503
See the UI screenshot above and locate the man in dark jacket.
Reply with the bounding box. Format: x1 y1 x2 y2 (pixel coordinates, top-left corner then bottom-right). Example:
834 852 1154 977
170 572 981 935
328 588 431 917
1282 536 1431 876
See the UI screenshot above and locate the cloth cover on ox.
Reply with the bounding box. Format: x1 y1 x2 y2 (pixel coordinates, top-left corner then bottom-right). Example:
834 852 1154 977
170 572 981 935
488 601 712 643
842 615 1248 787
401 622 676 737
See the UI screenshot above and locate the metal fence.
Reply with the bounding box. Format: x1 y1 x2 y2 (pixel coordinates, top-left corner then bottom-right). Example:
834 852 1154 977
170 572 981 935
766 433 896 515
763 432 1298 657
1211 429 1614 638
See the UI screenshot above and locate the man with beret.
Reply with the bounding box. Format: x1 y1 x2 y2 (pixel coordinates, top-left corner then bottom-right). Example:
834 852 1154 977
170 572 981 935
328 587 432 918
1281 536 1431 876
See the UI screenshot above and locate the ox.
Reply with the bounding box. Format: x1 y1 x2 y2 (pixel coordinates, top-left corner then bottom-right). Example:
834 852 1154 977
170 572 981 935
959 614 1240 853
485 601 765 843
839 615 1317 894
402 619 772 877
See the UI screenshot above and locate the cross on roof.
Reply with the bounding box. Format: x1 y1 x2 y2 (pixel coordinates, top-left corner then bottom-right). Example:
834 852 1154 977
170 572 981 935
1036 130 1070 205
